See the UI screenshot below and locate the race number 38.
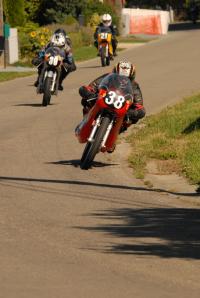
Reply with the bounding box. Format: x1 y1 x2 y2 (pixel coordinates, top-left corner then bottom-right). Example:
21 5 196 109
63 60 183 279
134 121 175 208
105 91 125 109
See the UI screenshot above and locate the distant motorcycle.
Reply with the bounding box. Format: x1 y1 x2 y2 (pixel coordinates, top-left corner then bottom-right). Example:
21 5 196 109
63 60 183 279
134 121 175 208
97 27 113 67
36 46 66 106
189 5 199 24
75 73 134 169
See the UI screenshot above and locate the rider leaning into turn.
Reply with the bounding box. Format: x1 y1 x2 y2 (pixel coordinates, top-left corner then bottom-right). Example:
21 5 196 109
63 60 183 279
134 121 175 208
32 28 77 90
94 13 118 57
79 60 146 136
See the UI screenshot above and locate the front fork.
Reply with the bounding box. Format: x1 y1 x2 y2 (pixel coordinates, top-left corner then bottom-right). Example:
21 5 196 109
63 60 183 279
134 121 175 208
88 115 101 142
88 115 114 148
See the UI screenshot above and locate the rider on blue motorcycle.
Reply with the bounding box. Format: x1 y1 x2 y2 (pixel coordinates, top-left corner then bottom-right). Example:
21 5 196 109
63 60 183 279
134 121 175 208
32 29 76 90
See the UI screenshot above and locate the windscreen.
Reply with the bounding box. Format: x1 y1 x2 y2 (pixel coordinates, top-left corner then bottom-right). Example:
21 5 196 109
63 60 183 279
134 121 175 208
99 73 133 102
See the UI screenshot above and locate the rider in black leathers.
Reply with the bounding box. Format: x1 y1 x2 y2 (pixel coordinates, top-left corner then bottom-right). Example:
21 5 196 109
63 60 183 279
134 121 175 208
79 61 146 133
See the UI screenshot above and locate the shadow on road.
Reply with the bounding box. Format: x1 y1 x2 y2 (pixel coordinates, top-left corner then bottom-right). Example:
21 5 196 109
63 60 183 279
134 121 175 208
80 207 200 259
169 21 200 31
48 159 119 168
14 103 57 107
0 175 199 196
182 117 200 134
14 103 44 107
79 65 102 69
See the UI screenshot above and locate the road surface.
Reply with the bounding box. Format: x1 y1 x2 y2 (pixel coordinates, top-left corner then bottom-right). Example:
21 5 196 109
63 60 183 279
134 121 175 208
0 25 200 298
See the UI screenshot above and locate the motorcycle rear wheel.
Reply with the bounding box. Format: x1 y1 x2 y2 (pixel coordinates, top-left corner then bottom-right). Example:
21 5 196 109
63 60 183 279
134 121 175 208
80 116 111 169
100 47 106 67
42 77 52 106
106 56 110 66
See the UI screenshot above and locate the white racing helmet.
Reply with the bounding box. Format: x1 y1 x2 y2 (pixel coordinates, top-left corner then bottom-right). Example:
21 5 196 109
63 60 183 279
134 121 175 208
102 14 112 27
51 33 65 47
113 61 136 80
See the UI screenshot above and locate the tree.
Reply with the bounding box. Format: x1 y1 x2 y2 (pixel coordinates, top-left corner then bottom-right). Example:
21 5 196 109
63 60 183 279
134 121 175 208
24 0 41 23
38 0 87 25
82 0 119 26
4 0 25 26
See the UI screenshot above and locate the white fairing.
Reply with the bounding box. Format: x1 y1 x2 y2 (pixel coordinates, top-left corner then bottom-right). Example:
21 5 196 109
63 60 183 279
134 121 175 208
47 70 54 78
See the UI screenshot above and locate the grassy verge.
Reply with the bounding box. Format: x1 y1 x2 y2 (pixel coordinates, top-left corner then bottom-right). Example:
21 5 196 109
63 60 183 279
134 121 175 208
127 94 200 185
0 72 35 82
73 45 97 62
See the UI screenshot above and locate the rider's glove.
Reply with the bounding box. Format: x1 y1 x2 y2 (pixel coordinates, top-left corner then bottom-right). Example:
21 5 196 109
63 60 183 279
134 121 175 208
38 50 45 58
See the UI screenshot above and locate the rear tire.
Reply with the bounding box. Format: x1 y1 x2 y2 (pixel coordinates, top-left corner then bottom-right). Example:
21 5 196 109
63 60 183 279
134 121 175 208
100 47 106 67
42 77 52 106
80 116 111 169
106 56 110 66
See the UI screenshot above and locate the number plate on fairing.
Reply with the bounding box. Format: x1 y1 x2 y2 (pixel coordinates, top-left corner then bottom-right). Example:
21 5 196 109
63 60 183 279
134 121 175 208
104 91 126 109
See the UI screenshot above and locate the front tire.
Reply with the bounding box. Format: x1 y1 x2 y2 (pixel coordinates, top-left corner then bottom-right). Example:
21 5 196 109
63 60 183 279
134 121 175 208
80 116 111 169
42 77 52 106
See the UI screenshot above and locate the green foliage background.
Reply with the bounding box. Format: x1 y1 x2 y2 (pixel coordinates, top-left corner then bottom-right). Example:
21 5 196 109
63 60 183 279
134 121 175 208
3 0 25 26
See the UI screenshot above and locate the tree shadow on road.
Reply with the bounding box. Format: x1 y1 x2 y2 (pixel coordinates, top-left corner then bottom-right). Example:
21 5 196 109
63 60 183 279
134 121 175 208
80 207 200 259
0 175 199 197
169 21 200 31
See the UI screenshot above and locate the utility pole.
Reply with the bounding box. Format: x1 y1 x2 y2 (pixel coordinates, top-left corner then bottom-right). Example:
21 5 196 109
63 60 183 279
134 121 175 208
0 0 4 67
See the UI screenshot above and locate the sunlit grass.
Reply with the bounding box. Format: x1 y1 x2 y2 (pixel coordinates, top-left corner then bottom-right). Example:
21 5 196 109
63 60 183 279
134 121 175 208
73 45 97 62
0 72 34 82
128 94 200 184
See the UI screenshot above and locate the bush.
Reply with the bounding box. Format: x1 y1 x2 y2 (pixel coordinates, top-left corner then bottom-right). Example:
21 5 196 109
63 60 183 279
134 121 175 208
63 15 78 25
87 13 101 29
68 31 83 48
80 27 94 46
46 23 80 35
82 0 120 29
18 23 52 61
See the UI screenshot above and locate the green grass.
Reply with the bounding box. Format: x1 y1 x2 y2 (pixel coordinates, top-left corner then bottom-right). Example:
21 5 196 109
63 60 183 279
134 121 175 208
0 72 35 82
73 45 97 62
128 94 200 184
11 60 33 67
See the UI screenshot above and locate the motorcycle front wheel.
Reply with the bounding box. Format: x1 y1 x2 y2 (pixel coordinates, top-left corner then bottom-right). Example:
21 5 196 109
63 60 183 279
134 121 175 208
80 116 111 169
42 77 52 106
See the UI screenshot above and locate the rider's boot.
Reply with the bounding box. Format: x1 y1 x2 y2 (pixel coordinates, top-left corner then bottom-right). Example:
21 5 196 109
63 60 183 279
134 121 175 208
107 143 116 153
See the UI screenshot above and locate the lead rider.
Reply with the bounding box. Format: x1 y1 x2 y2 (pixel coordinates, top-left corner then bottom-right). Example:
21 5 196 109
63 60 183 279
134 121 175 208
79 61 146 137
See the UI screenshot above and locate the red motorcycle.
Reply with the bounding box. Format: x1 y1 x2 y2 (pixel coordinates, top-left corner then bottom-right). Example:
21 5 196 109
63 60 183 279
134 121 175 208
75 73 134 169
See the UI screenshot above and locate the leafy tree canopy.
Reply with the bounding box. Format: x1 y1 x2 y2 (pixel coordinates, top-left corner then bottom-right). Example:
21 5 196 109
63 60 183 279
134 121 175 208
24 0 41 22
4 0 25 26
38 0 87 25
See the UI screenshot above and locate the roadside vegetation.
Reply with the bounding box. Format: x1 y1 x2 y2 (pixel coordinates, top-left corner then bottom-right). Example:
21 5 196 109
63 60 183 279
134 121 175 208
0 72 35 82
128 94 200 185
3 0 121 64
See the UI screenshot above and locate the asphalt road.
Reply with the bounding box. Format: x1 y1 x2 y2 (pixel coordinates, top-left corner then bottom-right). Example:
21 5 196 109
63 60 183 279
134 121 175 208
0 25 200 298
